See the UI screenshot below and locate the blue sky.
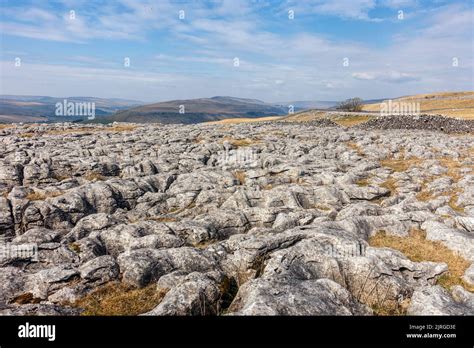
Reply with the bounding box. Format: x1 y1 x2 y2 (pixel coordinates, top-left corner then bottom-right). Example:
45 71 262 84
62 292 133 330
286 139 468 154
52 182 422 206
0 0 472 102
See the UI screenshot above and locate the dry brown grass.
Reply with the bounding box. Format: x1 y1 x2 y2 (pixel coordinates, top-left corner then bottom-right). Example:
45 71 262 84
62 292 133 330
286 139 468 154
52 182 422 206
20 132 35 138
448 191 464 213
68 242 81 253
346 141 365 156
415 188 435 202
369 229 473 292
193 136 206 144
371 299 411 316
53 174 71 181
146 216 178 223
26 191 63 201
233 171 247 185
282 111 326 122
437 110 474 119
260 183 273 190
193 239 217 249
74 282 168 316
380 156 422 172
84 173 105 181
107 125 137 132
356 178 370 187
437 157 471 182
334 115 373 127
362 91 474 119
379 178 397 196
312 203 332 211
289 177 306 185
207 116 283 125
0 124 13 129
222 137 260 147
12 292 42 304
415 183 464 213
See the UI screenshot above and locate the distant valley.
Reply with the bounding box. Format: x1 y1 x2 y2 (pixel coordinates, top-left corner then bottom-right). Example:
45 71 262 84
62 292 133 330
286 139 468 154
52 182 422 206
0 95 143 123
0 95 338 124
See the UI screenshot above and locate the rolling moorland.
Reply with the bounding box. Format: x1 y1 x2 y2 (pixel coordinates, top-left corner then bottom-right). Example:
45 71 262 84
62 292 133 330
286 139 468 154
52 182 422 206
0 96 143 123
362 92 474 119
0 93 473 315
2 92 473 125
0 95 339 124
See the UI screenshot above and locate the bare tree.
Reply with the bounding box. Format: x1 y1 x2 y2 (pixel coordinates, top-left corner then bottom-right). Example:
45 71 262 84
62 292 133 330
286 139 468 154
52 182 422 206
336 98 363 112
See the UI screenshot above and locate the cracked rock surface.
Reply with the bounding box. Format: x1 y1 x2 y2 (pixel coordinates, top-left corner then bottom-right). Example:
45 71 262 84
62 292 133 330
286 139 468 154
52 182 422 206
0 121 473 315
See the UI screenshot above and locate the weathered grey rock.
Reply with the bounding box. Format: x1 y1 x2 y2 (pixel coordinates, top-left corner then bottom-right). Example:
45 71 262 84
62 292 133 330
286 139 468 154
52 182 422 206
0 266 26 303
456 216 474 233
422 221 474 261
65 213 123 242
336 201 382 221
0 164 22 186
462 263 474 287
12 227 62 244
98 221 184 256
229 278 371 315
0 197 14 236
24 266 79 300
48 283 90 304
118 247 218 287
456 186 474 208
407 286 473 315
342 185 390 201
451 285 474 308
79 255 119 283
0 303 81 315
145 272 223 315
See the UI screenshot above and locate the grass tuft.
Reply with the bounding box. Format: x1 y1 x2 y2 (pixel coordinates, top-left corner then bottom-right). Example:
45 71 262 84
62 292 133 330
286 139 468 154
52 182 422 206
222 137 260 147
233 171 246 185
74 282 168 316
146 216 178 223
380 156 422 172
346 142 365 156
84 173 105 181
448 191 464 213
26 191 63 201
379 178 397 196
356 177 370 187
369 229 473 292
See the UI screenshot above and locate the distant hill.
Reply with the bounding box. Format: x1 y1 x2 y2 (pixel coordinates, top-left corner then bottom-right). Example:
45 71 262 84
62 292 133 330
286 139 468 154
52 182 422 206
0 95 144 123
105 96 290 124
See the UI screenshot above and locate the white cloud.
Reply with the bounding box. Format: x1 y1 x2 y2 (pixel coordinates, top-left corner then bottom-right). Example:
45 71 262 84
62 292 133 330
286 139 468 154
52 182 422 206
0 1 472 101
380 0 419 9
352 72 376 80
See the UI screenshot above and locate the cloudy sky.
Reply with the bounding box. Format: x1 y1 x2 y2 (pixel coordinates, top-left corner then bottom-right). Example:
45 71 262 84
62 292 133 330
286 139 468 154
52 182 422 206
0 0 472 102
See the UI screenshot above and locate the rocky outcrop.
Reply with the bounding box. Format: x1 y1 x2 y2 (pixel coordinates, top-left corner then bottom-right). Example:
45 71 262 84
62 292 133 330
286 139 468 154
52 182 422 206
0 121 472 316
